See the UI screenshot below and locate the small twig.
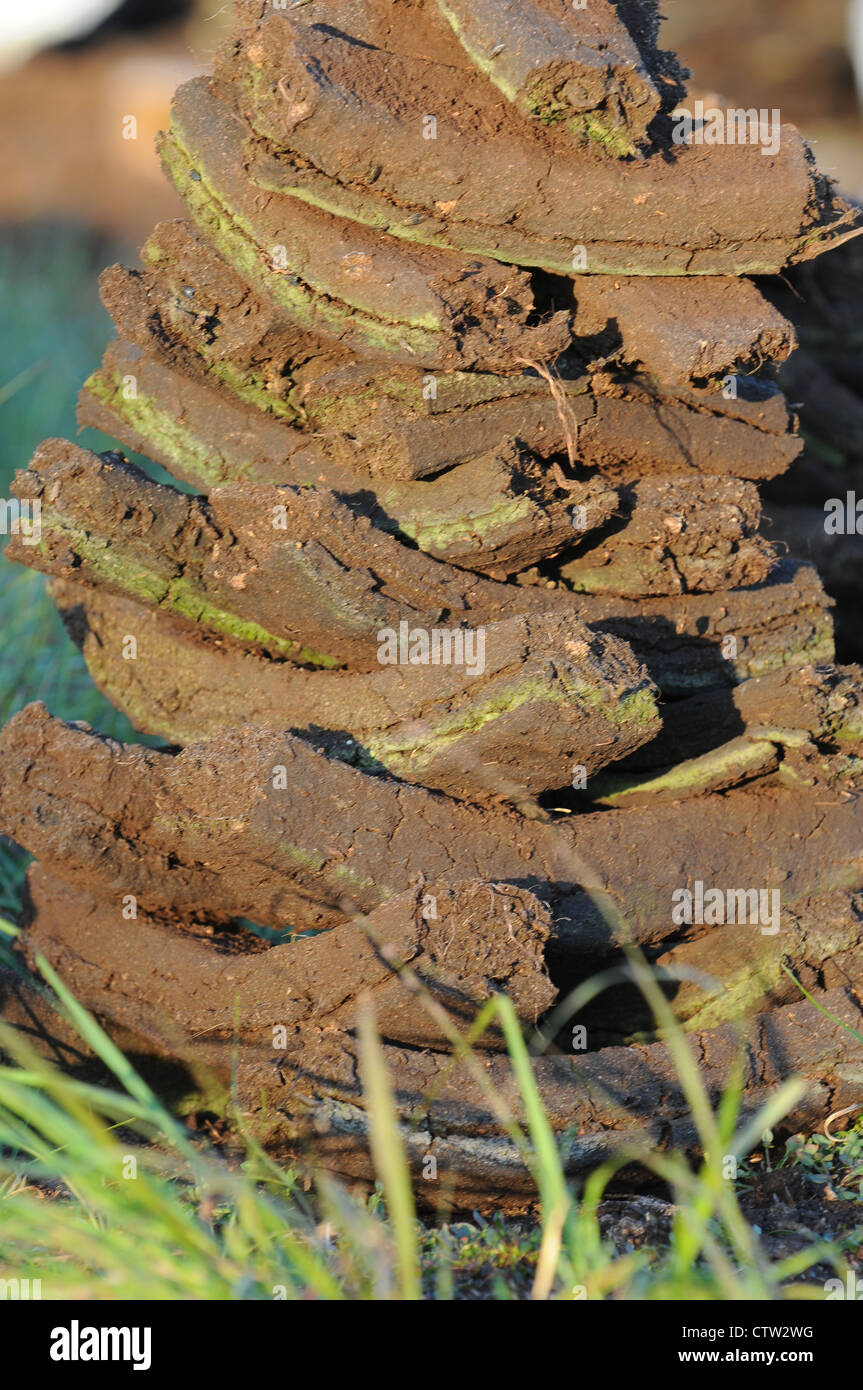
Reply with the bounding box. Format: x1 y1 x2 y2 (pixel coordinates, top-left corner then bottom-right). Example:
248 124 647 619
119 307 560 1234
824 1103 863 1142
516 357 582 491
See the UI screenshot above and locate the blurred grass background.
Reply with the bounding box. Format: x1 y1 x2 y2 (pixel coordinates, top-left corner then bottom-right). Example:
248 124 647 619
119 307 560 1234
0 0 232 769
0 224 154 908
0 221 142 734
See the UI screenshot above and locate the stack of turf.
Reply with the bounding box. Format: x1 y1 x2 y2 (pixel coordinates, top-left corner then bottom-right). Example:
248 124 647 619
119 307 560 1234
3 0 863 1207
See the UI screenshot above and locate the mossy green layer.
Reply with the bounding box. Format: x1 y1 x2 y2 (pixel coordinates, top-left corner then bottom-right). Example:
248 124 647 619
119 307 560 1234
37 507 340 668
741 623 836 682
433 2 636 154
675 915 863 1032
589 736 777 808
241 69 841 277
208 359 300 425
162 129 447 358
434 1 520 102
395 494 536 554
85 369 246 491
85 368 558 567
367 670 657 778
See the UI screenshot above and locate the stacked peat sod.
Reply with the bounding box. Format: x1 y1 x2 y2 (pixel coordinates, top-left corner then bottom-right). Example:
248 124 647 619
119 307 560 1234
3 0 863 1206
757 237 863 662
